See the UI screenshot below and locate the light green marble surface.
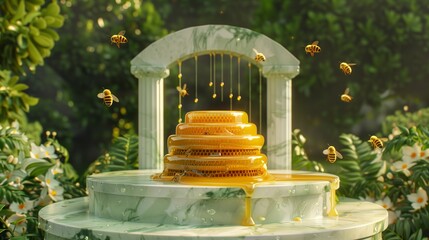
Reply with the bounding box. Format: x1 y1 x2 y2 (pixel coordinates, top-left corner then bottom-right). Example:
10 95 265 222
39 170 388 240
87 170 331 225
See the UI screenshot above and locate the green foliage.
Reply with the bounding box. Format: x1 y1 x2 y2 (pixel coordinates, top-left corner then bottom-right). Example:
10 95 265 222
330 125 429 239
382 108 429 137
0 70 38 124
25 0 168 173
84 134 139 178
252 0 429 156
0 123 85 239
336 133 384 198
291 129 324 172
0 0 64 75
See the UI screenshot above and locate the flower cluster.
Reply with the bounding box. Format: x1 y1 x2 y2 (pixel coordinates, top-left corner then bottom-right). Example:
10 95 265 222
0 123 83 238
334 126 429 239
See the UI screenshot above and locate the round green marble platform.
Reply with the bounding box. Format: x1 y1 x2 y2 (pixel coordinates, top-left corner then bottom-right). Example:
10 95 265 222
39 170 388 239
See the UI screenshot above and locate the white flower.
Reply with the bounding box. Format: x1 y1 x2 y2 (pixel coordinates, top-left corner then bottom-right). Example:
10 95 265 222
6 213 27 236
50 161 63 175
407 188 428 210
392 160 416 176
419 147 429 160
375 196 393 210
48 185 64 202
30 143 57 159
9 198 34 214
402 144 421 162
42 144 58 159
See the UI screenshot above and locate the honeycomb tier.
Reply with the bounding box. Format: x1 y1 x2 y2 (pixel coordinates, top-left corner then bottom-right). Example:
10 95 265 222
167 135 264 152
185 111 248 123
164 110 266 178
176 123 257 135
162 154 267 177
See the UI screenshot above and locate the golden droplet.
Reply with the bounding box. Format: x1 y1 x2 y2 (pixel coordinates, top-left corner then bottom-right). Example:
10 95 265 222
293 216 302 222
237 95 242 101
194 98 199 103
229 93 233 99
220 82 225 87
209 82 213 87
178 118 182 123
178 73 182 79
178 104 182 109
212 93 217 99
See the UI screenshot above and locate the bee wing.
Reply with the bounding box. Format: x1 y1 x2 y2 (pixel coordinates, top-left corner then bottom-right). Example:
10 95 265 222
118 30 126 36
252 48 259 54
322 149 329 155
344 88 350 94
176 86 182 91
348 63 357 66
183 83 187 90
336 151 343 159
312 41 319 45
380 137 389 142
97 93 105 99
112 94 120 102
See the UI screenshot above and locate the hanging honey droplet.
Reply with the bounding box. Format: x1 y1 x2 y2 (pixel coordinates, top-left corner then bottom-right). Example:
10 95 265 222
229 93 233 99
209 81 213 87
178 73 182 79
178 118 182 123
212 93 217 99
194 98 199 103
237 95 242 101
178 104 182 109
220 82 224 87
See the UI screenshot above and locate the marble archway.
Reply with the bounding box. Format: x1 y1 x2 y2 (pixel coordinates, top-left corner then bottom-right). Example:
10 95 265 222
130 25 299 170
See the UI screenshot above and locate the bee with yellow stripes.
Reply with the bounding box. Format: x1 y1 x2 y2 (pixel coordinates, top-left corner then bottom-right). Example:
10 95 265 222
253 48 266 62
368 135 388 149
305 41 321 56
97 89 119 107
323 145 343 163
111 30 127 48
339 62 356 75
340 88 352 103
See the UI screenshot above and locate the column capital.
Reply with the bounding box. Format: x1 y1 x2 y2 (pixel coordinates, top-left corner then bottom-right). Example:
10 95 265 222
131 65 170 80
262 65 300 79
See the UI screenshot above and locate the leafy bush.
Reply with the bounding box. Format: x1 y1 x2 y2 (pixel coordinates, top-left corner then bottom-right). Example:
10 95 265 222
0 123 85 239
84 134 139 179
0 0 64 75
334 126 429 239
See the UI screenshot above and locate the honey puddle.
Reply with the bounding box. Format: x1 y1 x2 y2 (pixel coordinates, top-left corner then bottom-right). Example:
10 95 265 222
152 172 339 226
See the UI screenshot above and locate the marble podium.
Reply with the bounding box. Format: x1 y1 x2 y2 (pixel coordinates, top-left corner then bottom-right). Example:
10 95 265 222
39 170 388 240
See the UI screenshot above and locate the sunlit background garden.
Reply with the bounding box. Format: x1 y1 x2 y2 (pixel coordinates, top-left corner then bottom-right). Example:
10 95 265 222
1 0 429 239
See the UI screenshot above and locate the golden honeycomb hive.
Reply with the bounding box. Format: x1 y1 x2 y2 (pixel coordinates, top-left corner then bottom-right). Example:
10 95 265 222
162 111 268 178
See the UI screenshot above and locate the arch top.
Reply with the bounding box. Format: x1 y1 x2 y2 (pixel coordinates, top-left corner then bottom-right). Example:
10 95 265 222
131 24 299 77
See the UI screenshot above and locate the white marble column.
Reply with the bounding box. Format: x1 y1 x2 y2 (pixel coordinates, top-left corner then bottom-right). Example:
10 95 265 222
131 66 170 170
265 71 293 170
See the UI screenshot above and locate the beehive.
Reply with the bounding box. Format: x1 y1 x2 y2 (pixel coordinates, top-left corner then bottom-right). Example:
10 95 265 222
162 111 267 178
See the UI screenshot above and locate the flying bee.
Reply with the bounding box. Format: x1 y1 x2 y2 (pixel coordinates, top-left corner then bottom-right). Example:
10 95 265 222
97 89 119 107
323 145 343 163
340 88 352 102
177 83 189 97
253 48 266 62
339 62 356 75
368 135 388 149
304 41 321 56
111 30 127 48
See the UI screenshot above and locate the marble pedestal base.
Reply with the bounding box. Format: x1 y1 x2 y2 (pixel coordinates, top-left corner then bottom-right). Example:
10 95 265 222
39 197 388 240
39 170 388 239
